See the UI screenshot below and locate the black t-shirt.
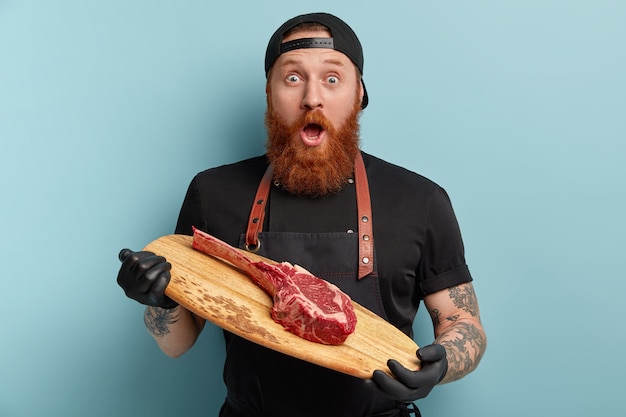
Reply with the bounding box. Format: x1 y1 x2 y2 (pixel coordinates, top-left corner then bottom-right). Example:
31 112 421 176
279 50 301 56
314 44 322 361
175 152 472 336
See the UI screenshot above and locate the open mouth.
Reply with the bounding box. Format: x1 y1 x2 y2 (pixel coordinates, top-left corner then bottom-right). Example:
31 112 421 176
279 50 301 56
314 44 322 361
300 123 325 147
304 123 323 138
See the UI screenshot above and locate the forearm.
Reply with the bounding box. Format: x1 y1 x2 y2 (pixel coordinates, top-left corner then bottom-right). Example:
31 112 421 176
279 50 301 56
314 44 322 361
144 305 205 358
425 283 487 384
434 318 486 383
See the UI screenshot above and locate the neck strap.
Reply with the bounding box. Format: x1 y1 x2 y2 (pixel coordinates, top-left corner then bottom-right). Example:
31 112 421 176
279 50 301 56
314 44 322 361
245 152 374 279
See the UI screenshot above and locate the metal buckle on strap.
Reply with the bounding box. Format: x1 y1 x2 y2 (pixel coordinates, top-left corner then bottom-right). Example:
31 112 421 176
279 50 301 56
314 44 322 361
244 239 261 253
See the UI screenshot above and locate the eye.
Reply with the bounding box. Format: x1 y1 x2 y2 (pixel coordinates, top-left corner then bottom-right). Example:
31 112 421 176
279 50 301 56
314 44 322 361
286 75 301 83
327 76 339 84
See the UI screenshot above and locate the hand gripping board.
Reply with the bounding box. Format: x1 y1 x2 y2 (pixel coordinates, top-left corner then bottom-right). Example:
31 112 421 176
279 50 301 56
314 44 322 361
144 234 420 379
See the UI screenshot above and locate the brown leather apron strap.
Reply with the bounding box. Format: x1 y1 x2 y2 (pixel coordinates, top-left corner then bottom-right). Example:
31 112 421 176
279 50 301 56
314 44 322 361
244 153 374 278
354 152 374 279
244 165 273 252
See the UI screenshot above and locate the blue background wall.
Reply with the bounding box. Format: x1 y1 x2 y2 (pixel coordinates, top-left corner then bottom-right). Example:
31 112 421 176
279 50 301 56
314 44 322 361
2 1 625 416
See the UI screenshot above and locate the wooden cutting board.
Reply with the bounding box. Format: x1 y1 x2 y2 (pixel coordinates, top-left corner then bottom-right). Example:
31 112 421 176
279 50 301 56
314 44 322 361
144 234 420 379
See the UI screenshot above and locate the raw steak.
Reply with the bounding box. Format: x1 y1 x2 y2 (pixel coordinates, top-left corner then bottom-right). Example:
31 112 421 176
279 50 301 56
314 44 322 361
191 227 357 345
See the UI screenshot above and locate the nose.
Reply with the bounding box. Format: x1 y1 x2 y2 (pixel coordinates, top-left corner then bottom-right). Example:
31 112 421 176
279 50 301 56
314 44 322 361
301 81 323 110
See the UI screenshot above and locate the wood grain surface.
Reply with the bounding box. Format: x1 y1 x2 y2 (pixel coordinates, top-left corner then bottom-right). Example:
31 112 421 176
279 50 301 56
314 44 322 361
144 234 420 379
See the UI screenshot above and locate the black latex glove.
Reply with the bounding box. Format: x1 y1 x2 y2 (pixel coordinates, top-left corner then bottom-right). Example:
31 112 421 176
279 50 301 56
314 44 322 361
117 249 178 309
372 344 448 402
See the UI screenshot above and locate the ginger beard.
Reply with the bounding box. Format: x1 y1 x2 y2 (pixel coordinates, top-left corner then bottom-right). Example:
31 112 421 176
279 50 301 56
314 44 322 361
265 90 362 197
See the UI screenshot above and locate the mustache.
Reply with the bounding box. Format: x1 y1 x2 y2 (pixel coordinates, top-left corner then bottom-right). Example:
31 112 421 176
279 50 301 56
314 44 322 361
292 110 334 134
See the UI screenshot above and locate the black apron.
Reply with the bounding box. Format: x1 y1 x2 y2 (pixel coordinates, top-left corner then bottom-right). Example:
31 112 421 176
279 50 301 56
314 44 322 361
219 153 419 417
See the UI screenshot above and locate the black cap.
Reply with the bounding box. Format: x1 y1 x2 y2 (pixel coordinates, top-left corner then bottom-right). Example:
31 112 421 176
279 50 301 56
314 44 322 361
265 12 368 109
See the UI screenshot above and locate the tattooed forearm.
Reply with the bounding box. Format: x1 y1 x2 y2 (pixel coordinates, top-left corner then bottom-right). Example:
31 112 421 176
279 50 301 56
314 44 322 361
144 306 179 337
436 321 487 383
427 283 487 383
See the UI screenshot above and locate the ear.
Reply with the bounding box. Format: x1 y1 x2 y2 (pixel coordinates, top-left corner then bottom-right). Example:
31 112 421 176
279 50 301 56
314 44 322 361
265 82 273 109
359 79 365 103
266 66 274 95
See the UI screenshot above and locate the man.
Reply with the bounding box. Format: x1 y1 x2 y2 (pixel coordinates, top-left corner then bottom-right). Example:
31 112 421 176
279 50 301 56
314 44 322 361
117 12 486 417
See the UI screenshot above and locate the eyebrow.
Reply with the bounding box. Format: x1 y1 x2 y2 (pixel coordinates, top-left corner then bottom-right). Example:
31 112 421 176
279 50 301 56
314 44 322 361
279 57 346 68
322 58 345 67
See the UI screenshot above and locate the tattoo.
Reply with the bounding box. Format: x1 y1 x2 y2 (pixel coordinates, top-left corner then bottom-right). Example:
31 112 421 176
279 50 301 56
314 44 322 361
429 308 442 326
428 309 460 327
144 306 179 337
447 314 460 322
437 322 487 382
448 285 479 317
